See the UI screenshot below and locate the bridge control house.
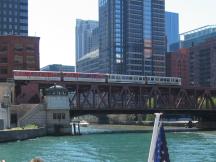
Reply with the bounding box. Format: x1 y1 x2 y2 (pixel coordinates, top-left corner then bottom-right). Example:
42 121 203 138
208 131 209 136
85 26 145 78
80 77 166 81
45 85 70 129
17 85 71 134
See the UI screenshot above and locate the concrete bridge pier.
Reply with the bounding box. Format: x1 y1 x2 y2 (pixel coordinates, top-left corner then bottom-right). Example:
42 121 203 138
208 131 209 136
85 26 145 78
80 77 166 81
196 116 216 129
197 121 216 129
70 121 81 135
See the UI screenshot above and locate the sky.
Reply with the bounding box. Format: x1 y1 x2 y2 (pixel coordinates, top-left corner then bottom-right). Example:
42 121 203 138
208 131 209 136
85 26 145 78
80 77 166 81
28 0 216 68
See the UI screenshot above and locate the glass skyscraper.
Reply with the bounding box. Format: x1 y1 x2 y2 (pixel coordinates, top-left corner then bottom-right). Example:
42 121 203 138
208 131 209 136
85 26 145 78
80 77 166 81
0 0 28 36
165 11 179 52
75 19 99 61
99 0 166 76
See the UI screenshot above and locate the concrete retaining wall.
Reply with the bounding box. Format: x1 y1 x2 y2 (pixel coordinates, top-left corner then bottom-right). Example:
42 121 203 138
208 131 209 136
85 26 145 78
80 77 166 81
47 125 72 135
0 128 46 142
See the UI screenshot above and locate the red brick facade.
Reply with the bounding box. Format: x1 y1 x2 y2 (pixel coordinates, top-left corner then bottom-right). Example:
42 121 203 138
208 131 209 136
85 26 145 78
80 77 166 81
0 35 40 81
166 48 190 86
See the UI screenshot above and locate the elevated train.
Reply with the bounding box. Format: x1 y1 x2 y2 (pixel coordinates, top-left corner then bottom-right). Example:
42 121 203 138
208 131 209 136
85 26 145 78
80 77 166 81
13 70 181 86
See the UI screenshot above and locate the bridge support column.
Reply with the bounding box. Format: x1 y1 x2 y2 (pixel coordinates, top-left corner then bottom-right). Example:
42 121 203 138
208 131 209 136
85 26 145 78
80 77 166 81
70 121 81 135
197 121 216 129
197 116 216 129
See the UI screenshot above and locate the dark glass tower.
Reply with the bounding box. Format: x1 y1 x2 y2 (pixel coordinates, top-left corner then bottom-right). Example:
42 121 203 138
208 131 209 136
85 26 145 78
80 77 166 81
0 0 28 36
99 0 166 76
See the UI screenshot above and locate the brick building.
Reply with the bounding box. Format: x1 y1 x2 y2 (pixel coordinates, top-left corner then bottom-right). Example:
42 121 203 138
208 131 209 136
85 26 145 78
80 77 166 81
166 48 189 86
189 38 216 87
0 35 40 81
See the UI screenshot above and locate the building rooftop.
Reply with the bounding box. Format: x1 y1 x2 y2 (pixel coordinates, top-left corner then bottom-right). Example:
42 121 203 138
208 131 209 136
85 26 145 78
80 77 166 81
180 25 216 41
40 64 75 72
46 84 68 96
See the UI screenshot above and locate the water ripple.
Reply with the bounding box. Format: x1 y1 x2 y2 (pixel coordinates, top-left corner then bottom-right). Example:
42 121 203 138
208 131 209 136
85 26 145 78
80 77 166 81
0 132 216 162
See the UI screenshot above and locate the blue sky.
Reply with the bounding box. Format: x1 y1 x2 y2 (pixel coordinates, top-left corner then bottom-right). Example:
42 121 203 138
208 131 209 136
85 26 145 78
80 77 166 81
28 0 216 68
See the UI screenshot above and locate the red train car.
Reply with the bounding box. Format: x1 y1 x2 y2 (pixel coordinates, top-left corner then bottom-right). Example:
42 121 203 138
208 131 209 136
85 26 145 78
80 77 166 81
13 70 61 81
63 72 106 82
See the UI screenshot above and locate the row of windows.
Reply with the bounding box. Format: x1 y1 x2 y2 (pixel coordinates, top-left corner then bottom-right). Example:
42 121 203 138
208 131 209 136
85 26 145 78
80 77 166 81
0 44 34 51
115 53 123 59
116 59 123 64
0 25 28 34
0 57 7 63
128 60 143 64
0 5 27 11
0 17 27 24
0 68 7 74
99 0 107 7
0 10 27 16
128 0 143 6
14 55 36 65
53 113 65 120
128 66 143 71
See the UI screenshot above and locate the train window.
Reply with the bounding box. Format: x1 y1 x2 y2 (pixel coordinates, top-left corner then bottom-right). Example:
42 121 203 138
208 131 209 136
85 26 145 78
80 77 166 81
139 77 142 80
80 73 90 78
129 76 133 80
70 73 77 77
96 74 101 79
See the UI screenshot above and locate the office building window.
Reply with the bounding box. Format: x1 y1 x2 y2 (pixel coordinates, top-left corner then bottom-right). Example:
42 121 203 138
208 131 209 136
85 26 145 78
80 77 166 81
0 68 8 74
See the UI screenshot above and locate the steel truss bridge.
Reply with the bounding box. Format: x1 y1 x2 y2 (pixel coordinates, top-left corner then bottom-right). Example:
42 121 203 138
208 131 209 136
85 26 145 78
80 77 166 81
15 80 216 118
64 82 216 118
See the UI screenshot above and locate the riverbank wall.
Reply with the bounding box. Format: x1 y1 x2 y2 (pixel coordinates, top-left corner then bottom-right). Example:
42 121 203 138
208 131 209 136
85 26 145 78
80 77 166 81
0 128 46 142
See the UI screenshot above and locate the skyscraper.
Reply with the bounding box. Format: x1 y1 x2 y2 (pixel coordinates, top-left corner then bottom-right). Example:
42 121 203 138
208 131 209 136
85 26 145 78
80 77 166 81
189 38 216 87
165 11 179 52
99 0 166 76
0 0 28 36
75 19 99 61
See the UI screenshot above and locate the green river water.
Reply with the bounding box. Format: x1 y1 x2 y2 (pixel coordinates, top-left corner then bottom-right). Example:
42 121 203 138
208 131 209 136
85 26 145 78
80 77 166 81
0 131 216 162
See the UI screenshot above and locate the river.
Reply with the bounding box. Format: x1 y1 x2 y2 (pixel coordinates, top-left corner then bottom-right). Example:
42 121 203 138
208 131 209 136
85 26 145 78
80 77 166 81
0 130 216 162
